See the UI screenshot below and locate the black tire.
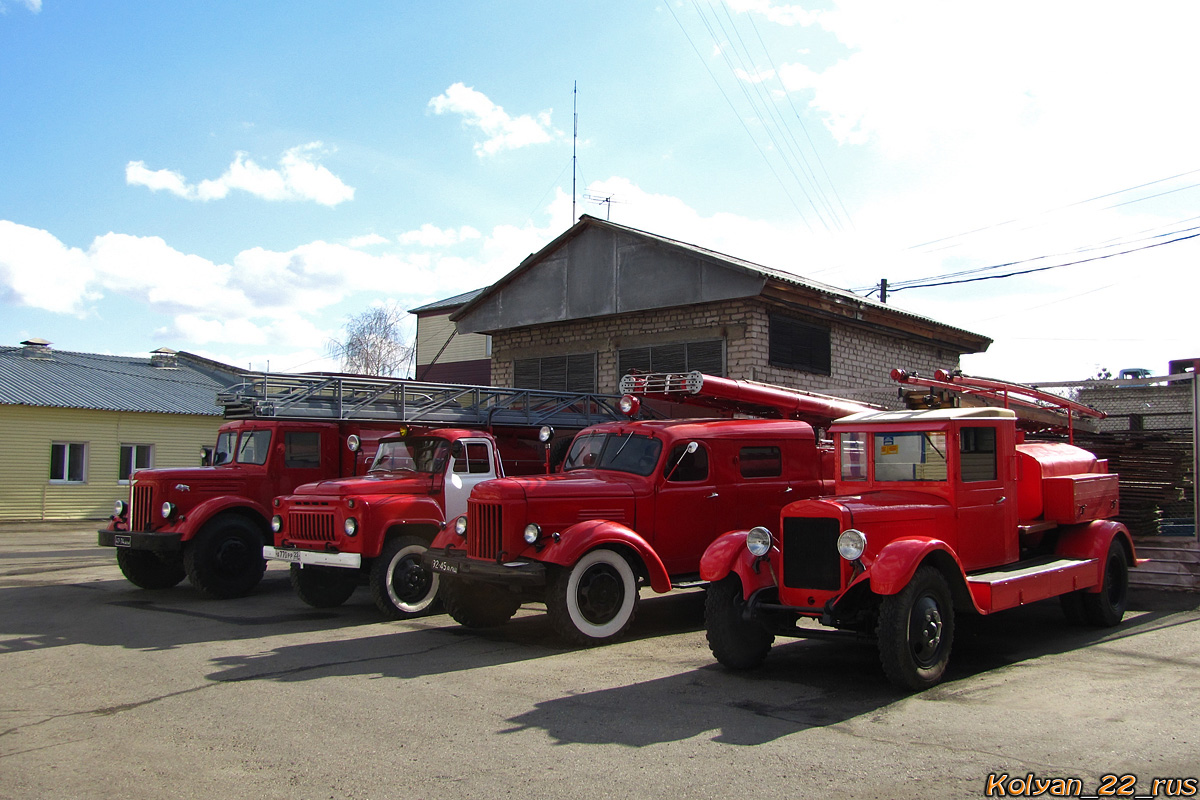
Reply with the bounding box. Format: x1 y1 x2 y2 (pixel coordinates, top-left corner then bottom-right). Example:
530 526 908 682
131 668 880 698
705 573 773 670
116 548 186 590
441 578 522 628
877 565 955 691
1059 590 1088 625
545 548 639 646
183 514 266 599
290 564 359 608
369 536 439 619
1082 540 1129 627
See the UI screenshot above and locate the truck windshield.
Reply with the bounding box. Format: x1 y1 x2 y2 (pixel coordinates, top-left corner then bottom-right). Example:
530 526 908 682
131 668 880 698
563 432 662 476
872 431 948 482
369 437 449 475
235 430 272 466
213 431 237 465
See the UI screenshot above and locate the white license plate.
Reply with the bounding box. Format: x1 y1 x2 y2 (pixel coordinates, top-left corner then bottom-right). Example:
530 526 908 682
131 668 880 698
114 535 132 548
273 549 302 563
430 558 458 574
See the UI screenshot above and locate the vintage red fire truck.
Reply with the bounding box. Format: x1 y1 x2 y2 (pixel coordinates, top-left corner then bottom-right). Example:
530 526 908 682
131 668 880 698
100 372 620 601
425 371 872 644
266 424 561 618
700 368 1137 690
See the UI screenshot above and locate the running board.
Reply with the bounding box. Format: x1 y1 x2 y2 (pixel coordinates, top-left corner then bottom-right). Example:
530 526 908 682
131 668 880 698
967 557 1099 613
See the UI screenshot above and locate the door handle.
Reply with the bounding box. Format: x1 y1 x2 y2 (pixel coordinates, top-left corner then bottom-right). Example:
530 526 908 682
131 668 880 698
706 492 719 499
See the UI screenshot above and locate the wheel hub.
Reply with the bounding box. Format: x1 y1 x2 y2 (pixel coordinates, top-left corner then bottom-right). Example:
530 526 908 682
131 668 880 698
577 565 623 624
912 596 943 665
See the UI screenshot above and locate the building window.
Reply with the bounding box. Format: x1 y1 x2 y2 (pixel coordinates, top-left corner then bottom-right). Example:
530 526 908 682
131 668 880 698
768 314 831 375
618 339 725 377
50 442 87 483
119 444 154 482
513 353 597 392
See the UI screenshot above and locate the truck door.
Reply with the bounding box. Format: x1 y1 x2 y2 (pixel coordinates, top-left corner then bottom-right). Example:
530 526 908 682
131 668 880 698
653 441 736 574
733 442 796 529
955 424 1018 570
443 439 497 521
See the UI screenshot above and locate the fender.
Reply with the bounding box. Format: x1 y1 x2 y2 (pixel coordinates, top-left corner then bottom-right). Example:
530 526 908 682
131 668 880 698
868 536 962 596
1054 519 1137 593
699 531 778 598
175 496 271 541
429 521 461 551
538 519 672 593
359 495 445 558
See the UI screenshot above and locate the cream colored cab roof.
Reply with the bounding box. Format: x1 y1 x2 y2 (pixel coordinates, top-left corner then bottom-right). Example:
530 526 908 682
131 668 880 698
832 407 1018 426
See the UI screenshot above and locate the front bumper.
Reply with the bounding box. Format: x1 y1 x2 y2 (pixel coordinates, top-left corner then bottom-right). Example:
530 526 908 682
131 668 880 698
98 528 182 553
421 547 546 586
263 546 362 570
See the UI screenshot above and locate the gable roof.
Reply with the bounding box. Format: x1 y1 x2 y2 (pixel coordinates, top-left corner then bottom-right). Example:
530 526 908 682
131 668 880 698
409 288 486 315
0 345 243 416
451 215 991 354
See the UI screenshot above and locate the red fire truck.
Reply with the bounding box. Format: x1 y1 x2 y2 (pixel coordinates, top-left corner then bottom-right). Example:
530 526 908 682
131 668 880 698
425 371 873 645
700 368 1137 690
264 386 624 618
100 372 621 600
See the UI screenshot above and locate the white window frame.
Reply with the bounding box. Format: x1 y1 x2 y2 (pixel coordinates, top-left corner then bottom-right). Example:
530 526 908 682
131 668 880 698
119 443 155 483
49 442 88 484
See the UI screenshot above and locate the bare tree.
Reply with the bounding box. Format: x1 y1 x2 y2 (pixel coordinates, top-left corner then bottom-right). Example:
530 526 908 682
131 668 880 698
326 302 416 377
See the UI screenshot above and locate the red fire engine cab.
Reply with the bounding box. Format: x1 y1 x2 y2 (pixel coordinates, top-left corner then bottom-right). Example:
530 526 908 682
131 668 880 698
425 371 873 645
700 368 1137 690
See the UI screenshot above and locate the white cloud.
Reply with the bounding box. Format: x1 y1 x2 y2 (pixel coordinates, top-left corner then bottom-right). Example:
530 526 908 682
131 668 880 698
726 0 820 26
0 0 42 12
429 83 561 157
0 220 94 313
126 143 354 206
397 223 482 248
347 233 390 248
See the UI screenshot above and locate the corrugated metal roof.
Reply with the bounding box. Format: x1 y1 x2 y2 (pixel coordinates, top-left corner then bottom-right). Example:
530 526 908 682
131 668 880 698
0 346 243 416
409 288 486 314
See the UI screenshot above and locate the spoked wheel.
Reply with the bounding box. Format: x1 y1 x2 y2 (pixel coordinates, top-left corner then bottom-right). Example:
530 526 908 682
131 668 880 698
877 566 955 691
545 548 639 646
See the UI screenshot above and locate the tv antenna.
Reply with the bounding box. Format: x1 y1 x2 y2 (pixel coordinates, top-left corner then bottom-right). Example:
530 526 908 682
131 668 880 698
583 192 627 220
572 81 577 221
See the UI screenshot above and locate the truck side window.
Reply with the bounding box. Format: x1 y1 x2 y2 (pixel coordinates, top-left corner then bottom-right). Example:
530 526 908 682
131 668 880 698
739 446 781 478
284 432 321 469
665 443 708 483
453 442 492 475
959 427 997 482
840 432 867 481
874 431 947 481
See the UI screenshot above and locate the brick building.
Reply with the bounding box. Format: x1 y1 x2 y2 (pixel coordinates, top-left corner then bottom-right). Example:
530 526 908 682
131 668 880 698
449 216 991 404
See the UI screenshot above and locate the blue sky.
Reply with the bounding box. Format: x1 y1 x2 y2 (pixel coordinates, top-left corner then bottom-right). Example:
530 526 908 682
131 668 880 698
3 1 1198 384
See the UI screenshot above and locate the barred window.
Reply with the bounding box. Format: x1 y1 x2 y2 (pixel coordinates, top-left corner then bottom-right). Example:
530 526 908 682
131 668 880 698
768 315 831 375
618 339 724 377
513 353 597 392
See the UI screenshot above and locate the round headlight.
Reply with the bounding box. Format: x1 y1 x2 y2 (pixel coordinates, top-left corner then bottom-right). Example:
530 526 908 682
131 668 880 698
454 516 468 537
114 500 128 517
271 515 283 533
344 517 358 537
161 502 176 519
745 527 773 557
346 434 361 453
837 529 867 561
538 426 554 443
523 523 542 544
618 395 640 416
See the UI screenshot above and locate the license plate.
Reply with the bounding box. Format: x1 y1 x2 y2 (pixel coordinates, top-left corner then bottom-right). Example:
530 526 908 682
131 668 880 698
114 535 132 548
273 549 302 563
430 558 458 575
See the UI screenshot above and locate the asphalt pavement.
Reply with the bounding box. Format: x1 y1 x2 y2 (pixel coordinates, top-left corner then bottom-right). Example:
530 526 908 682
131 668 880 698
1 522 1198 800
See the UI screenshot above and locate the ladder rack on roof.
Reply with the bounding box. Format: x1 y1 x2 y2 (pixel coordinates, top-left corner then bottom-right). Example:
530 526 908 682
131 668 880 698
891 368 1105 441
217 372 629 429
619 371 875 428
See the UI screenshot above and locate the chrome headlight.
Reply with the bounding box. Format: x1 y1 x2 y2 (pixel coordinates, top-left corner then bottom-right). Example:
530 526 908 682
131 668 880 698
346 434 361 452
745 526 773 557
538 426 554 443
454 515 468 537
114 500 128 517
161 502 176 519
270 515 283 533
344 517 358 537
523 523 542 544
837 528 867 561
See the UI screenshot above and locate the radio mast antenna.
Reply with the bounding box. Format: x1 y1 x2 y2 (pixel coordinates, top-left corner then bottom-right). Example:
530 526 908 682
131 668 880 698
572 81 578 222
